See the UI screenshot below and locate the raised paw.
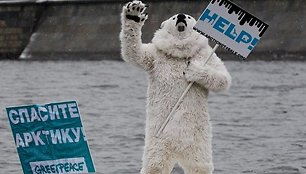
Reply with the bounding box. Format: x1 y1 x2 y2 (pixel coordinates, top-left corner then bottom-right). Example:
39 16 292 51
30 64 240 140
124 1 148 23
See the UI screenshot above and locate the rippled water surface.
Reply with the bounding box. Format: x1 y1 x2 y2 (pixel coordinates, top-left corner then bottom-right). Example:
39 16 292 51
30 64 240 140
0 60 305 174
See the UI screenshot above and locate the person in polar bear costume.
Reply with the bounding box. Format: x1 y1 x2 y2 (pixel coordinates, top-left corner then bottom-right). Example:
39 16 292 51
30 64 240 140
120 1 231 173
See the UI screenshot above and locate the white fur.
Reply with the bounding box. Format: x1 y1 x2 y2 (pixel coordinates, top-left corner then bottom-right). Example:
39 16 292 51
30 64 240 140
120 2 231 173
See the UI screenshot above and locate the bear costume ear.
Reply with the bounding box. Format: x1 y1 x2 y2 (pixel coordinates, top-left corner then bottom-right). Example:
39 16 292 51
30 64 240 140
160 21 166 29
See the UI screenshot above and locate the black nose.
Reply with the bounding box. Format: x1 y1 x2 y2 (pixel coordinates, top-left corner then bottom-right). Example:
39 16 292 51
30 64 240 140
176 13 187 27
177 14 186 20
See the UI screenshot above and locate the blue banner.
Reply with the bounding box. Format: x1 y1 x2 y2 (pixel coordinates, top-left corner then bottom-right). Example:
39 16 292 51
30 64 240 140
6 101 95 174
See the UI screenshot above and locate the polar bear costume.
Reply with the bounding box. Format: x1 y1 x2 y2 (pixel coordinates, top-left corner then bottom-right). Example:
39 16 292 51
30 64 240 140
120 1 231 174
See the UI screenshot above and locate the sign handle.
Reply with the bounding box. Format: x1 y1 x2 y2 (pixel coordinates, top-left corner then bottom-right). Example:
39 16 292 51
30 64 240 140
155 44 219 137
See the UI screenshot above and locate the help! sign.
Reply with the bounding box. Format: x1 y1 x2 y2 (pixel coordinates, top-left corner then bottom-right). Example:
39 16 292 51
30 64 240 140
194 0 269 58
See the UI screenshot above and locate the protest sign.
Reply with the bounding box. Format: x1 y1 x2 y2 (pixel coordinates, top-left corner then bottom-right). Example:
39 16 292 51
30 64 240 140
6 101 95 174
193 0 269 58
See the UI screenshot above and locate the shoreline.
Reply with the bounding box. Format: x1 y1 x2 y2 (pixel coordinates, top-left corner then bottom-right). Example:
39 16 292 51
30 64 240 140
2 52 305 61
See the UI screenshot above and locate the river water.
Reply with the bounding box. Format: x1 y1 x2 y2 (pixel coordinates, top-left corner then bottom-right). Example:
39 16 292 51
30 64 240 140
0 60 305 174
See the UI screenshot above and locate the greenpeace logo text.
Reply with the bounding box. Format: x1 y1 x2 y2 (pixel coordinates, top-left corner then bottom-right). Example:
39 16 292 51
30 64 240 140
30 158 88 174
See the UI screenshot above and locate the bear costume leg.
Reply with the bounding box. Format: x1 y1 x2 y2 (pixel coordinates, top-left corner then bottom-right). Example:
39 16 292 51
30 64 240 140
178 145 214 174
181 162 213 174
141 142 176 174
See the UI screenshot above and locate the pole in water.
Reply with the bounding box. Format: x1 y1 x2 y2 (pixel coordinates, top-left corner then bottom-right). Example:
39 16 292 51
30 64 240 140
155 44 219 137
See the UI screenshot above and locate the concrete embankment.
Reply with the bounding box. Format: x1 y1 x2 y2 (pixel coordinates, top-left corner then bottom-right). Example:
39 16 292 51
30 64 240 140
0 4 42 59
1 0 306 60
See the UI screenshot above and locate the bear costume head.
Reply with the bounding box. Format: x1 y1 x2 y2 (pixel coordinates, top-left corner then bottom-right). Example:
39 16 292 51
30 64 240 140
152 13 209 59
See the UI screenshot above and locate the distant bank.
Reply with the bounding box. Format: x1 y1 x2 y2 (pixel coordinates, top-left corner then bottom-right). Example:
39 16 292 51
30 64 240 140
0 0 305 60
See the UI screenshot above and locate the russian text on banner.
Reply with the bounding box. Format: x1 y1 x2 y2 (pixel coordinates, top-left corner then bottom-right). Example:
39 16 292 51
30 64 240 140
6 101 95 174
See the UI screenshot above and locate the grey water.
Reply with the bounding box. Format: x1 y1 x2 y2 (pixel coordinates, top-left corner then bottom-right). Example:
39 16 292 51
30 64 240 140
0 60 305 174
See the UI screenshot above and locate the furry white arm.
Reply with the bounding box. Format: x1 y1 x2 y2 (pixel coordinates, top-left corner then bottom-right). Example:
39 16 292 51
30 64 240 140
120 1 154 71
185 57 231 92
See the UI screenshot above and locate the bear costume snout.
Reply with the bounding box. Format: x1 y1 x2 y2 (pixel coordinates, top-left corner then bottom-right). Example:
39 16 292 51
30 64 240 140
176 14 187 32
